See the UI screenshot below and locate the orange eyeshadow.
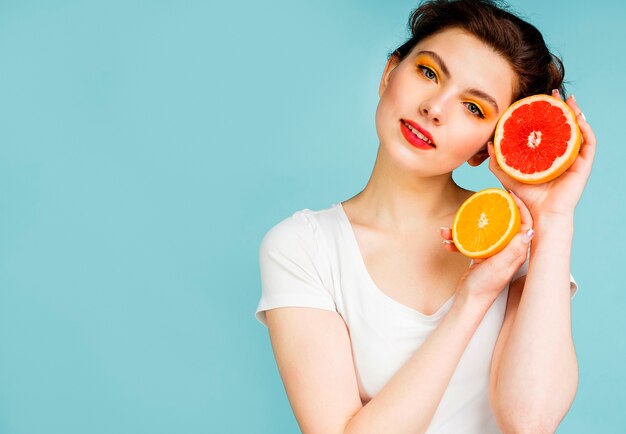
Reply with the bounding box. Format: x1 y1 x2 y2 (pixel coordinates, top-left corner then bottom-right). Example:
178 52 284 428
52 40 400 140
414 54 438 73
466 99 492 119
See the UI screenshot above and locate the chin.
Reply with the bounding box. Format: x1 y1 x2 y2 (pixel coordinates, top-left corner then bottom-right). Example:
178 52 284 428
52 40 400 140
380 140 435 173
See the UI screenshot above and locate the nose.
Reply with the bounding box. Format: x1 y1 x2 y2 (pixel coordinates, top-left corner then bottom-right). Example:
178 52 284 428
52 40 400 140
419 93 446 124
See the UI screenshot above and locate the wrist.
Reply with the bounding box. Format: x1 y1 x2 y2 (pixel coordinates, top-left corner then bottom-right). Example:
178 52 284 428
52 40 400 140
533 212 574 235
531 213 574 254
453 289 495 319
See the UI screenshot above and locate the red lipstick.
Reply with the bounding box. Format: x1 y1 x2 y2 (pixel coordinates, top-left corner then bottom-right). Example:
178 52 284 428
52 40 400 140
400 119 436 150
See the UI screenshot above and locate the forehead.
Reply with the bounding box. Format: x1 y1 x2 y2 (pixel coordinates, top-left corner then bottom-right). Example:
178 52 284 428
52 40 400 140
408 27 517 106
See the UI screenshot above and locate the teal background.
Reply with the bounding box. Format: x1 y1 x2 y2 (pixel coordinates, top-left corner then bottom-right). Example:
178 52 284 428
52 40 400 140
0 0 623 433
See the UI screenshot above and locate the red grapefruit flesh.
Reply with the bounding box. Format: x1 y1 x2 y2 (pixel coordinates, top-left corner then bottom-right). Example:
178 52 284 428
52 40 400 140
493 94 581 184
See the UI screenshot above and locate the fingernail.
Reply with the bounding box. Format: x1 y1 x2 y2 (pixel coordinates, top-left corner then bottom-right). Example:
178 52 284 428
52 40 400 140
552 88 559 95
442 239 454 245
571 94 576 101
440 226 450 231
579 111 587 121
522 228 535 244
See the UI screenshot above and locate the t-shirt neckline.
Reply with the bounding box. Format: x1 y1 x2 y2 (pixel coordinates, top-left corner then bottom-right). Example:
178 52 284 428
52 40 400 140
333 202 455 321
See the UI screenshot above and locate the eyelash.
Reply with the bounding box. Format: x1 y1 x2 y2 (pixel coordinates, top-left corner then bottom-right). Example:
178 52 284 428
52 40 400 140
417 65 486 119
418 65 438 82
464 102 486 119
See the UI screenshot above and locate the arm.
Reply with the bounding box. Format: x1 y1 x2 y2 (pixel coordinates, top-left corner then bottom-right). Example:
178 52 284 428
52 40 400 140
489 214 577 433
266 230 532 434
485 92 596 433
267 296 491 434
343 294 495 434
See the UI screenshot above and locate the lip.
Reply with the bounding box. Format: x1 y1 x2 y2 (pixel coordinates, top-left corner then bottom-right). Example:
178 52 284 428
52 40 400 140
400 119 436 149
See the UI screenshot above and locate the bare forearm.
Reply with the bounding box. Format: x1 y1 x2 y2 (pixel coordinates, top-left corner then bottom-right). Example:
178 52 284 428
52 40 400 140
344 296 491 434
492 214 578 431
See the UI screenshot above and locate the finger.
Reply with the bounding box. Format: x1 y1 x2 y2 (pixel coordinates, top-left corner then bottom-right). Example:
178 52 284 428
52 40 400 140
575 114 596 166
552 88 563 101
507 190 533 231
565 94 584 121
440 227 460 253
442 238 460 253
567 121 596 178
562 94 591 146
465 257 485 269
483 228 534 276
471 258 485 266
565 94 596 171
442 241 459 253
440 226 452 240
576 119 596 172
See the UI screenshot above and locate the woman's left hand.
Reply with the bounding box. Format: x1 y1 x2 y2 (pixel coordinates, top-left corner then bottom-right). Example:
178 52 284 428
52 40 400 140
487 89 597 219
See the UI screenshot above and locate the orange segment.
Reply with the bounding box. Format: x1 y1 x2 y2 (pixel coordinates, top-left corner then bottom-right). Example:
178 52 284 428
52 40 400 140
452 188 521 259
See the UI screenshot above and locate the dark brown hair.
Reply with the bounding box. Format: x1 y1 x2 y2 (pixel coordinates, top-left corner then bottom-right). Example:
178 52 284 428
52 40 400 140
391 0 566 101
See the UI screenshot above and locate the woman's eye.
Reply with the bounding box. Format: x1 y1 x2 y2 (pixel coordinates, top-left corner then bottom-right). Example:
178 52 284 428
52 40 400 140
464 102 485 118
418 65 437 81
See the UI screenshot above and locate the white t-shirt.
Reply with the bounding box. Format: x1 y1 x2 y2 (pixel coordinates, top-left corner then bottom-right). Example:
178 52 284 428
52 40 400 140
255 202 578 434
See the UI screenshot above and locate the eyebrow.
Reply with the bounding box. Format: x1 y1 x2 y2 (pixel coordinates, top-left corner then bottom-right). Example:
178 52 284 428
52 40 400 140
416 50 500 114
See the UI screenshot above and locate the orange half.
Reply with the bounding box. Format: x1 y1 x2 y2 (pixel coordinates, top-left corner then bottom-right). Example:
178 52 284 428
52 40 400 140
452 188 521 259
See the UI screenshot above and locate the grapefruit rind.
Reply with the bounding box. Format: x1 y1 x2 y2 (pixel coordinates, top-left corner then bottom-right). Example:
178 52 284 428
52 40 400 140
452 188 521 259
493 94 581 184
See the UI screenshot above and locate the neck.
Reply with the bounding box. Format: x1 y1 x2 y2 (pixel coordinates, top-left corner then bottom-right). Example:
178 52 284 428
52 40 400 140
348 147 468 233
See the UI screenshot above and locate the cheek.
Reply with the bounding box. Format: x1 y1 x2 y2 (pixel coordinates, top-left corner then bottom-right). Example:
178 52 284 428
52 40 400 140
449 123 495 157
374 102 394 146
375 87 402 133
378 82 401 111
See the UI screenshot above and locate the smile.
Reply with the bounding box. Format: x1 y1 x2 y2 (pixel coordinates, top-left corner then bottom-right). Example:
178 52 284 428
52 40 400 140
400 119 436 149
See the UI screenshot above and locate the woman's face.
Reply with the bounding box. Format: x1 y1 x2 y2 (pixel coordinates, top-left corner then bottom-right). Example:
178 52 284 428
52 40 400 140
375 27 518 175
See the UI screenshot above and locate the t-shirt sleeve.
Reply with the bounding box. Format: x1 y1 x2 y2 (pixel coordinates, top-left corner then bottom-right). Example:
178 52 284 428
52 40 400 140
510 249 579 299
255 211 337 327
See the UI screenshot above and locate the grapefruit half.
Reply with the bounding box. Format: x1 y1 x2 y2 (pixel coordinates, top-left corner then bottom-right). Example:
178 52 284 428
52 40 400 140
493 94 581 184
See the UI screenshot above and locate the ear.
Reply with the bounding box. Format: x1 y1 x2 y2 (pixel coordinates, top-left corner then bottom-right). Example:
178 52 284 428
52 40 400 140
379 53 401 97
467 145 490 167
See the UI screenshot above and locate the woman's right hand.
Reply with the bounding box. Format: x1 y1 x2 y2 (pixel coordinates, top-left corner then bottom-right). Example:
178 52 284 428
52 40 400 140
440 191 535 306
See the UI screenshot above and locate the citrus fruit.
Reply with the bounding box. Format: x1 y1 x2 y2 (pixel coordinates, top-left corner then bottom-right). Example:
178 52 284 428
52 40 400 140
452 188 521 259
493 94 581 184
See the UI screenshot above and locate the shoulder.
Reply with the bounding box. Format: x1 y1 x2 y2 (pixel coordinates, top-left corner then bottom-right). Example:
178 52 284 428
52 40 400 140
256 207 339 327
263 209 312 236
261 209 318 254
260 204 339 253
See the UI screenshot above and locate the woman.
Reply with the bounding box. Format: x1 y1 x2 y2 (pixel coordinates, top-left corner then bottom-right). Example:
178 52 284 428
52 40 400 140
255 1 596 432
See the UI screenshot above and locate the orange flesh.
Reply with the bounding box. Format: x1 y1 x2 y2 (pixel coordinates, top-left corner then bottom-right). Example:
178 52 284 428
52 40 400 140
455 193 510 250
452 189 521 259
